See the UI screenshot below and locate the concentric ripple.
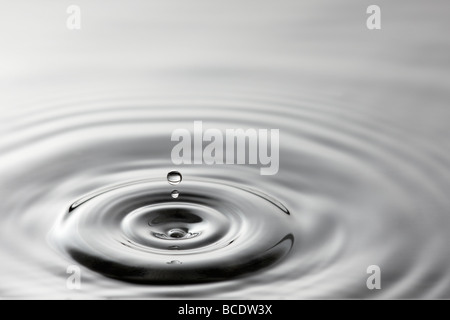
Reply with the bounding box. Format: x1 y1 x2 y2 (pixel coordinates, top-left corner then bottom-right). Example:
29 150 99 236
1 0 450 299
1 88 450 299
51 178 293 284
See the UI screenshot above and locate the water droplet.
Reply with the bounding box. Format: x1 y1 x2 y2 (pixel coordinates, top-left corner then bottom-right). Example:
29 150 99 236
167 171 182 185
168 228 187 239
168 245 180 250
171 190 179 198
167 260 182 265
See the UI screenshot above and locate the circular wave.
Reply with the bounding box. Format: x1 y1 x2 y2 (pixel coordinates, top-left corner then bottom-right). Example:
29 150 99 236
51 178 293 284
0 91 450 298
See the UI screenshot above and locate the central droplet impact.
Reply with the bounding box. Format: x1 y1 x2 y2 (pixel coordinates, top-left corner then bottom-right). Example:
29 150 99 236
168 228 186 238
167 171 182 185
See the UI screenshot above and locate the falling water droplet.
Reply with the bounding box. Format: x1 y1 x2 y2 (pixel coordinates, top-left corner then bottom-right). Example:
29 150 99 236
171 190 179 198
167 171 182 185
167 260 182 265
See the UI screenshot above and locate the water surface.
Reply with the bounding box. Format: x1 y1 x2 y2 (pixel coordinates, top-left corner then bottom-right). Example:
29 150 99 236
0 0 449 299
